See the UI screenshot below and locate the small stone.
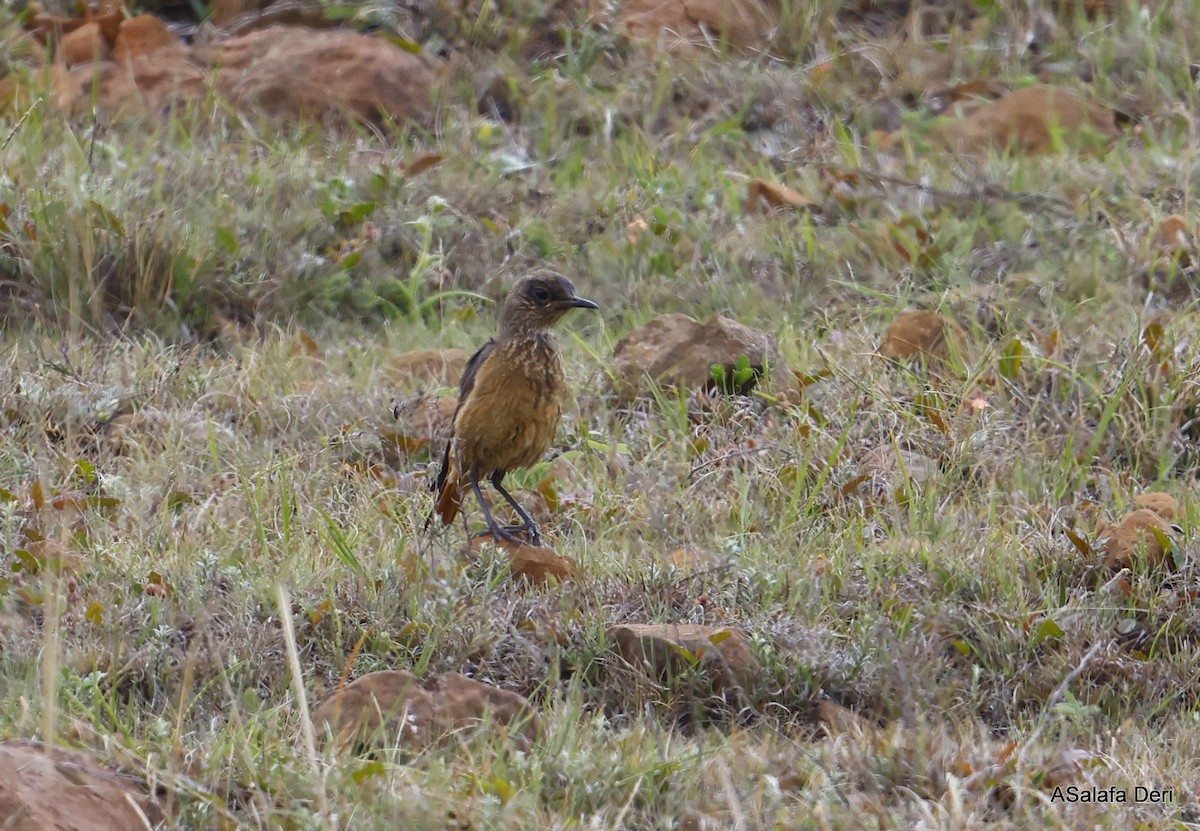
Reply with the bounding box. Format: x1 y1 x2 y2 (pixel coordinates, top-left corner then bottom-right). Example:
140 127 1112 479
112 15 175 61
1100 509 1179 570
608 623 760 701
313 670 539 753
878 310 967 364
388 348 470 388
57 21 109 67
612 313 777 399
0 741 163 831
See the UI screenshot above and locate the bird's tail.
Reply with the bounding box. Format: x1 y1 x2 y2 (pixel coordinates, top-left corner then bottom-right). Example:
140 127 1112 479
428 439 461 529
434 477 461 526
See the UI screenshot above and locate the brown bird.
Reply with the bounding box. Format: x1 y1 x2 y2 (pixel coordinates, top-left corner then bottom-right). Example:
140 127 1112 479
431 271 599 547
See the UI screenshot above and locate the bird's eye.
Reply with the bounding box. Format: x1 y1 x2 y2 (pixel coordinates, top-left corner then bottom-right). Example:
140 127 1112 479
533 286 551 303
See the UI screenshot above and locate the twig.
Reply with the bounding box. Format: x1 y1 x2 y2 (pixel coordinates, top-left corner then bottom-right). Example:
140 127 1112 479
277 584 330 822
1018 638 1107 761
1 96 41 152
817 163 1077 218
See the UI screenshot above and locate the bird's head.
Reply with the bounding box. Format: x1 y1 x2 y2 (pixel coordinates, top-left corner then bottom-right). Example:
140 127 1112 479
498 271 599 336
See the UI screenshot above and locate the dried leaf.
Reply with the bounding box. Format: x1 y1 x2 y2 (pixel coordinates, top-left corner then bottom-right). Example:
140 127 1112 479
746 178 819 215
404 153 444 175
1064 526 1093 557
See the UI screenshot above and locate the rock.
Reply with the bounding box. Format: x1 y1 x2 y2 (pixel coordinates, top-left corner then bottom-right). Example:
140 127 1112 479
394 396 458 446
112 15 175 61
1099 509 1179 570
612 313 777 399
56 44 205 115
30 23 440 127
30 4 123 47
0 741 163 831
56 21 109 67
387 348 470 388
203 27 439 126
878 310 967 364
469 534 578 584
847 444 940 503
313 670 539 752
595 0 777 55
815 700 875 739
935 84 1121 155
608 623 760 701
508 541 578 584
1134 491 1180 522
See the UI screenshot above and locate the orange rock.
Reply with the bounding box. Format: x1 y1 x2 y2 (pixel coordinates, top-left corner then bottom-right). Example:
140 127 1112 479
57 21 109 66
387 347 470 388
396 395 458 445
1134 492 1180 522
0 741 163 831
508 541 578 585
937 85 1120 154
204 27 439 126
112 15 175 61
878 310 967 363
313 670 539 752
815 700 876 738
210 0 257 25
612 313 777 399
45 25 439 128
1100 509 1178 570
608 623 760 698
1154 215 1194 264
595 0 776 54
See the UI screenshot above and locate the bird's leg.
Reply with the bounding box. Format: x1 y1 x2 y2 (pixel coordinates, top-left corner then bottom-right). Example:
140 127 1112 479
468 472 524 546
490 471 543 546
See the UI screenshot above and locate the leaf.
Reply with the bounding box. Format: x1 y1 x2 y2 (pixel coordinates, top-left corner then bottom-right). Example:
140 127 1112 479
166 490 196 511
839 474 869 497
73 459 97 483
308 599 333 626
13 549 40 575
337 201 378 228
999 338 1024 380
296 328 321 357
1116 617 1138 635
793 369 831 388
670 644 699 665
29 479 45 510
1030 617 1065 645
383 34 422 53
214 225 240 255
351 760 387 784
746 178 820 215
403 153 444 175
85 601 104 625
1064 526 1094 558
86 200 124 236
708 630 732 645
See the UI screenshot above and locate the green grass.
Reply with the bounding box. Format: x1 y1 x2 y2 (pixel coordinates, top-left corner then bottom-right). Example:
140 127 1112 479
3 0 1200 827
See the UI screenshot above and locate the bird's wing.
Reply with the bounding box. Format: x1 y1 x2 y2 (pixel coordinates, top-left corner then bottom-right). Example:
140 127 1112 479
457 338 496 401
431 338 496 497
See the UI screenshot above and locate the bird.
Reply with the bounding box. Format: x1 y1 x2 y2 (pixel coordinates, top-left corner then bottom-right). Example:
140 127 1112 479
430 270 599 547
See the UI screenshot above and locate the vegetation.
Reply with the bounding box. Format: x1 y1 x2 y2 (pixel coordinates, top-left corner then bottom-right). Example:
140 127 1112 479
2 0 1200 827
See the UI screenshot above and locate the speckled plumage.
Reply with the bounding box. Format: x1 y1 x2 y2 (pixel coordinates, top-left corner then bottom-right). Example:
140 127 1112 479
432 272 598 544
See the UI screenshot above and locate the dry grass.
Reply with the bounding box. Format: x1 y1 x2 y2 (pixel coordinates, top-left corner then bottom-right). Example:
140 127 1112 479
2 0 1200 828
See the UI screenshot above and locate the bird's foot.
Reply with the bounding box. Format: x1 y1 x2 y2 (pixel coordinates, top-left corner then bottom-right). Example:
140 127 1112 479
503 523 543 547
472 523 544 548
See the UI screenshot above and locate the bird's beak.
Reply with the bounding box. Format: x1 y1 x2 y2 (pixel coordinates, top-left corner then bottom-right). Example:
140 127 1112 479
565 296 599 310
